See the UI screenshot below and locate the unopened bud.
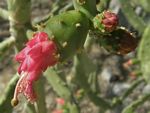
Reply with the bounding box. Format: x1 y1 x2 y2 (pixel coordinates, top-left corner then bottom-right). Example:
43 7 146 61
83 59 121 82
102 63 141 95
93 10 119 32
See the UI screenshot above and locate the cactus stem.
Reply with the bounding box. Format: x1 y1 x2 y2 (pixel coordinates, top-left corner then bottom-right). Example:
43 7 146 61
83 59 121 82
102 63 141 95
75 23 81 28
62 42 68 48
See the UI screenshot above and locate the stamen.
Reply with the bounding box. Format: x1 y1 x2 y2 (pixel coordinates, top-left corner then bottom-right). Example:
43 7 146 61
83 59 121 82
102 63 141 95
11 72 27 106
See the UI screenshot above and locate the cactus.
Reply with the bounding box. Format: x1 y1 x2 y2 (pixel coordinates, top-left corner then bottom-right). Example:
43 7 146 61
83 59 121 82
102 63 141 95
44 68 79 113
138 25 150 83
73 0 97 18
0 0 150 113
7 0 31 50
44 10 89 61
71 52 111 110
0 37 15 61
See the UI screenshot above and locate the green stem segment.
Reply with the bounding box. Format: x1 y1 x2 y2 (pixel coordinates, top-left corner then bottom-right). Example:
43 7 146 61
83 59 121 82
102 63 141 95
7 0 31 50
35 77 47 113
73 0 96 20
0 37 15 62
44 68 79 113
0 36 15 53
72 52 111 110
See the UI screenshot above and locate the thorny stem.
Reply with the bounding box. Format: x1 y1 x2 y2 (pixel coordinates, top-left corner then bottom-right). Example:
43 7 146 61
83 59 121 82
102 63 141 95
44 68 80 113
35 76 47 113
73 53 112 110
7 0 32 50
0 36 15 59
73 0 96 20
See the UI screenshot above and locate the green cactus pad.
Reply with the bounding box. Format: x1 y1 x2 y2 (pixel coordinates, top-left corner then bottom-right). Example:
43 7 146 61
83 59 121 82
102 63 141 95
138 25 150 83
44 10 89 61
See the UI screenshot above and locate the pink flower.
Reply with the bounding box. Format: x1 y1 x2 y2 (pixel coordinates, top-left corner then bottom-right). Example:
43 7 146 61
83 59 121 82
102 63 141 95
101 11 118 32
56 98 65 105
11 32 58 106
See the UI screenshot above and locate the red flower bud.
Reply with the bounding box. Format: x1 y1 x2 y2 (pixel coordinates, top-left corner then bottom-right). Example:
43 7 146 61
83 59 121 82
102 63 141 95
93 10 119 32
102 11 119 32
12 32 58 105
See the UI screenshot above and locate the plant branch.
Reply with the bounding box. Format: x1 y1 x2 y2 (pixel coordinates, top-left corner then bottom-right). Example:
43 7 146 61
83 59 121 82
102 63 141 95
72 52 111 110
73 0 96 20
35 77 47 113
0 36 15 56
7 0 32 50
